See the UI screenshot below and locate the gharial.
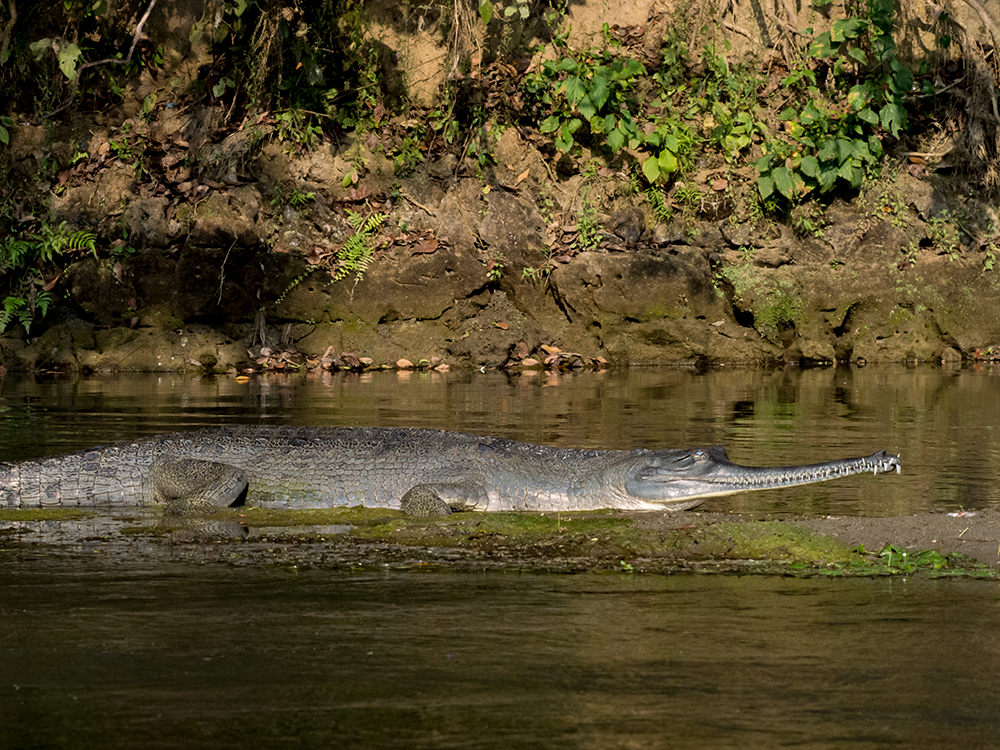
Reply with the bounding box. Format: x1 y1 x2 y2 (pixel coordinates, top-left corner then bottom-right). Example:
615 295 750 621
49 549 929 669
0 425 901 515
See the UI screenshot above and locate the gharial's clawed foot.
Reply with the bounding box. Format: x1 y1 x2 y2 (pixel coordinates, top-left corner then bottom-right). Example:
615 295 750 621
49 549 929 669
400 485 453 516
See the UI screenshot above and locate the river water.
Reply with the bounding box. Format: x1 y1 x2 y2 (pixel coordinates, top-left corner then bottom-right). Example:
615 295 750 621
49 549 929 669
2 366 999 747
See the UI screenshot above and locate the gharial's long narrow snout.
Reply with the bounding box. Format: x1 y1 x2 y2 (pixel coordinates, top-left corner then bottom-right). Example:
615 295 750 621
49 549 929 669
625 445 902 506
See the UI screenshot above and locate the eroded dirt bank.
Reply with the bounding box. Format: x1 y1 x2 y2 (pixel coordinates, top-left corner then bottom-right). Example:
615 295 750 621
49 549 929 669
4 129 999 373
3 507 998 576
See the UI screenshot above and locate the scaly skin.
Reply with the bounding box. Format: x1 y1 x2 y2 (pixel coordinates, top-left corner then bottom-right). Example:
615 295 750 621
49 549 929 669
0 425 901 513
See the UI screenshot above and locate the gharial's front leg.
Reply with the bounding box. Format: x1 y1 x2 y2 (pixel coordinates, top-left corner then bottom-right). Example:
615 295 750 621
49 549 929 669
399 482 491 516
148 458 249 510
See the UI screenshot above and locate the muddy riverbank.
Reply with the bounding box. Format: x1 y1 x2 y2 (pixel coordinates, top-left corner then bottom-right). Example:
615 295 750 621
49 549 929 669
3 506 997 576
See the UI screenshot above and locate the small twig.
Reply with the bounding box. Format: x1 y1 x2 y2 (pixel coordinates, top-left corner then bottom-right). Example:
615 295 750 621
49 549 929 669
218 240 236 306
913 77 966 98
761 4 805 39
780 0 800 37
401 192 437 217
722 19 756 42
45 0 158 119
901 150 954 159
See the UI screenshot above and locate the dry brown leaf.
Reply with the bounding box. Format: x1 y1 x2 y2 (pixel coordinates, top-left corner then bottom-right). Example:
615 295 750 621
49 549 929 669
410 238 438 255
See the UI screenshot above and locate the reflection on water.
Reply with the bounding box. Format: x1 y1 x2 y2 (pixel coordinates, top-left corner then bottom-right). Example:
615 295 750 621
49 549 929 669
2 560 998 750
1 365 998 515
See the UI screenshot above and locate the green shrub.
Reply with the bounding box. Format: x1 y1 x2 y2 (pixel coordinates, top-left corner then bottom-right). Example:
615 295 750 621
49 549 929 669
756 0 912 203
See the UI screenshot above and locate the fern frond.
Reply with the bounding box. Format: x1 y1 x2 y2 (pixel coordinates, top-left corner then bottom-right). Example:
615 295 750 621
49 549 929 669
0 295 24 333
335 211 386 282
35 290 54 318
347 209 365 231
0 238 32 271
363 214 385 234
68 230 97 257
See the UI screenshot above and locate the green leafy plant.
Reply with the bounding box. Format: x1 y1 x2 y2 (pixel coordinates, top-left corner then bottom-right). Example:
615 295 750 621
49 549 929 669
645 187 673 223
521 263 552 282
695 42 767 162
571 183 605 251
808 0 912 138
334 210 386 282
287 187 316 208
275 109 323 151
28 222 97 262
673 183 702 211
391 132 426 177
984 243 997 271
482 252 506 284
478 0 494 24
526 36 647 155
429 106 461 146
499 0 530 21
274 266 320 306
636 25 698 185
875 544 955 574
791 203 828 238
640 121 694 185
756 0 913 203
860 183 908 231
0 222 96 333
926 211 961 260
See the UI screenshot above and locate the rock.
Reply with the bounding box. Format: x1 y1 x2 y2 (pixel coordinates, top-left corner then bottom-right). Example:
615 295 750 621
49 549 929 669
51 164 134 230
898 172 949 221
427 153 458 180
477 189 547 268
187 188 263 247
